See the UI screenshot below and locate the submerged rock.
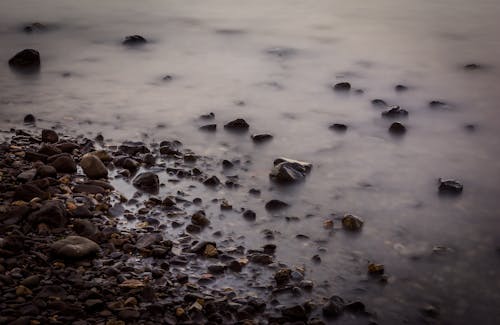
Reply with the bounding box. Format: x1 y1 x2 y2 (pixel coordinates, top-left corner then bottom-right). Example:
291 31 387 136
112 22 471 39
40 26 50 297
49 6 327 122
395 84 408 92
251 133 273 143
270 157 312 183
322 295 345 318
371 99 388 107
438 179 463 195
123 35 147 46
199 124 217 132
388 122 406 135
332 82 351 92
329 123 348 132
8 49 40 72
41 129 59 143
23 114 36 124
80 153 108 179
381 106 408 118
50 236 99 259
133 172 160 194
224 118 249 131
50 155 77 173
342 214 364 231
265 199 289 210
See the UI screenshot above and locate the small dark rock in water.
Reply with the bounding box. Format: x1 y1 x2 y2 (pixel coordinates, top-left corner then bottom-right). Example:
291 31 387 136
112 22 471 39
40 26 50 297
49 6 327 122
312 254 322 263
224 118 249 131
329 123 348 132
342 214 364 231
388 122 406 135
266 47 296 58
23 22 47 33
368 263 385 275
8 49 41 72
322 295 345 318
122 35 147 46
162 74 173 81
282 304 307 320
23 114 36 124
265 199 289 210
429 100 451 110
251 133 273 143
199 124 217 132
133 172 160 194
464 63 481 70
438 179 463 195
242 209 256 221
50 155 77 173
50 236 99 259
222 159 234 169
371 99 388 107
270 157 312 183
464 124 476 132
191 210 210 227
203 175 221 186
332 82 351 92
200 112 215 120
395 84 408 92
275 268 292 286
382 106 409 118
249 188 261 196
41 129 59 143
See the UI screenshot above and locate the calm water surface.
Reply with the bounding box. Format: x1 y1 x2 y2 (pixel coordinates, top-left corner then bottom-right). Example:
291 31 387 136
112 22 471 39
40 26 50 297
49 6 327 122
1 0 500 323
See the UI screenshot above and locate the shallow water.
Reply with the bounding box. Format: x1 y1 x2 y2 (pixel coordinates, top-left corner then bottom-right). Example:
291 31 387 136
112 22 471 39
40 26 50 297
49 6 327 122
1 0 500 323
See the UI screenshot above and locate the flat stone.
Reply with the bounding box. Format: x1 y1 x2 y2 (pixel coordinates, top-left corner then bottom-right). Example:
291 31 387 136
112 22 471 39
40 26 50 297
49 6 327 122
50 236 100 259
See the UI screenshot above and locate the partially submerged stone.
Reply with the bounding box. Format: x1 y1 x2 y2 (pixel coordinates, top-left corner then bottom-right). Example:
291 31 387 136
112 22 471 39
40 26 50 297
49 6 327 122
133 172 159 194
332 82 351 92
341 214 364 231
122 35 147 46
80 153 108 179
50 236 100 259
270 157 312 183
224 118 249 131
8 49 41 73
381 106 408 118
438 179 463 195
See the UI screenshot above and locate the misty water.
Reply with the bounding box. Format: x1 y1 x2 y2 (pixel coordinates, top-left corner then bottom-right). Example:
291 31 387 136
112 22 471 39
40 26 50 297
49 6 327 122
1 0 500 323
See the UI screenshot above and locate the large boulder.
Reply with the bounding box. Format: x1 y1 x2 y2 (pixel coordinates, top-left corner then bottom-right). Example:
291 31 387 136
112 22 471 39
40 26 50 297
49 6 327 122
80 153 108 179
8 49 40 72
133 172 159 194
270 157 312 183
50 236 100 259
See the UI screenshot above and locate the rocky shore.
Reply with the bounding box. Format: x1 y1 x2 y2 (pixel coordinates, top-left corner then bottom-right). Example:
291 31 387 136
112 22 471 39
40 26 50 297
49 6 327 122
0 125 374 325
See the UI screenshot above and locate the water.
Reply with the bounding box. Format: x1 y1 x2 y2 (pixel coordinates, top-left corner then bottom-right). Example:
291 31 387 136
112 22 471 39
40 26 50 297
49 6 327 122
1 0 500 323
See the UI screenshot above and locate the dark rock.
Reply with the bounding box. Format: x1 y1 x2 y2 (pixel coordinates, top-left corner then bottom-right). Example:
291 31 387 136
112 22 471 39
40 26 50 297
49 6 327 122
136 233 163 250
122 35 147 46
250 253 273 265
224 118 249 131
332 82 351 92
388 122 406 135
191 211 210 227
270 157 312 183
73 219 97 237
73 184 105 194
341 214 364 231
282 304 307 320
249 188 261 196
222 160 234 169
274 268 292 286
14 183 44 201
329 123 348 132
382 106 408 118
371 99 387 107
322 296 345 318
20 275 41 288
24 151 48 162
464 63 481 70
23 114 36 124
265 199 289 210
23 22 47 33
429 100 451 110
57 142 79 153
28 200 67 228
50 236 100 259
38 143 62 156
119 142 150 155
199 124 217 132
133 172 160 194
438 179 463 195
17 169 37 182
200 112 215 120
8 49 40 72
41 129 59 143
203 175 221 187
50 155 77 173
80 153 108 179
121 158 140 172
251 134 273 143
395 84 408 92
242 209 256 221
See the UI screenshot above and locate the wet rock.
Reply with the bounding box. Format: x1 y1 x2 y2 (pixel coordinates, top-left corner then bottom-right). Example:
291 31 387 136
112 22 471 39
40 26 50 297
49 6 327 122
243 209 256 221
265 199 289 211
222 160 234 169
20 275 41 288
38 143 62 156
224 118 249 131
191 211 210 227
332 82 351 92
322 295 345 318
122 35 147 46
388 122 406 135
14 183 44 201
274 268 292 286
342 214 364 231
24 151 48 162
23 114 35 124
119 141 150 155
133 172 159 194
368 263 385 275
41 129 59 143
395 84 408 92
50 155 77 173
80 153 108 179
200 112 215 120
136 233 163 250
203 175 221 186
381 106 408 118
429 100 451 110
438 179 463 195
464 63 481 70
270 158 312 183
73 184 105 194
329 123 348 132
312 254 322 264
266 47 296 58
204 244 218 258
27 200 67 228
249 253 273 265
50 236 100 259
23 22 47 33
251 134 273 143
17 169 37 182
57 142 79 153
282 304 307 320
371 99 388 107
199 124 217 132
8 49 41 72
421 304 440 317
73 219 97 238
